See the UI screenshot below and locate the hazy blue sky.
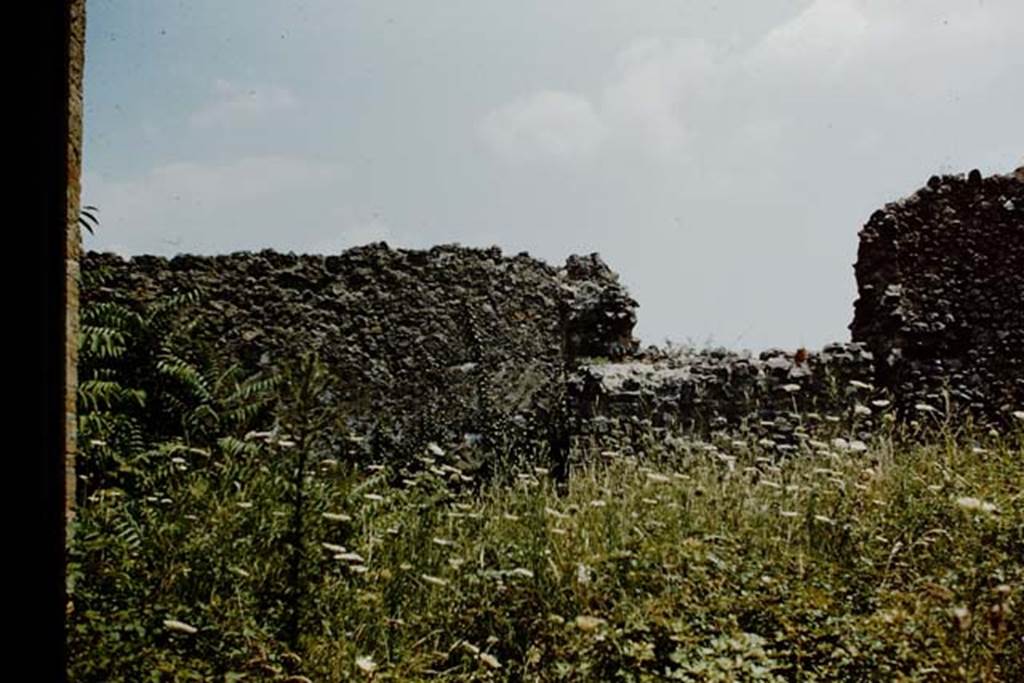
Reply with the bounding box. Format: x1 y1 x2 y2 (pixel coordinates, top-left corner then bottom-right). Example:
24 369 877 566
83 0 1023 351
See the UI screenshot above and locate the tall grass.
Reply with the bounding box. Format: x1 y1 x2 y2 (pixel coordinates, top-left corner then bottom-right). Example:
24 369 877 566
68 421 1023 681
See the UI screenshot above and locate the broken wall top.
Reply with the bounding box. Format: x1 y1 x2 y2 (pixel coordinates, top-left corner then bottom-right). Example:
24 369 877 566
850 168 1023 419
83 242 639 455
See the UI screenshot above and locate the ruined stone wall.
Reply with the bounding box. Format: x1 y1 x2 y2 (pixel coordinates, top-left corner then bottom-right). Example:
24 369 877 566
851 168 1024 423
83 245 637 461
567 167 1024 454
82 168 1023 464
567 343 881 456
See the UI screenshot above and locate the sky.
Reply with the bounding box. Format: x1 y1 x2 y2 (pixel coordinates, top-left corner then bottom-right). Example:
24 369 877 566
82 0 1024 351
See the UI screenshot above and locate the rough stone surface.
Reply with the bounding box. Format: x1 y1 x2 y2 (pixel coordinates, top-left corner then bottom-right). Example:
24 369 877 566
850 168 1024 423
81 167 1023 463
560 253 639 361
568 343 882 455
66 0 87 524
83 244 639 462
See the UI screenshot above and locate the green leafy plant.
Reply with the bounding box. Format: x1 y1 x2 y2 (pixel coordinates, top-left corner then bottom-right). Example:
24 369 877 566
78 204 99 235
76 283 279 499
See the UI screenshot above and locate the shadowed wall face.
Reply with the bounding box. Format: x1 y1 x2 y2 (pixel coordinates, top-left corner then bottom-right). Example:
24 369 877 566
82 245 638 459
851 169 1024 421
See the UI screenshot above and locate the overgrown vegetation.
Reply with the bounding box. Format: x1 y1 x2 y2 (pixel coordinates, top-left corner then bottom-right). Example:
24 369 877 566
68 287 1024 681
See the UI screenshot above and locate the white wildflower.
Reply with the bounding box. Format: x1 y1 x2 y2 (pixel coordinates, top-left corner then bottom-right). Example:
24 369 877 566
421 574 449 587
334 551 365 563
955 497 998 514
479 652 501 669
575 615 606 631
244 430 272 441
322 512 352 522
355 655 377 673
163 619 198 635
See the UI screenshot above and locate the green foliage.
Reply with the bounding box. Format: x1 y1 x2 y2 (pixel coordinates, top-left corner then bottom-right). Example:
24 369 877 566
69 413 1024 680
68 286 1024 679
79 204 99 235
76 285 279 499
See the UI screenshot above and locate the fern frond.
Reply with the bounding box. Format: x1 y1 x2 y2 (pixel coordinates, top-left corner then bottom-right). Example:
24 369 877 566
146 288 202 327
79 325 129 359
81 301 144 330
78 380 146 412
156 353 213 402
217 435 261 459
111 512 143 551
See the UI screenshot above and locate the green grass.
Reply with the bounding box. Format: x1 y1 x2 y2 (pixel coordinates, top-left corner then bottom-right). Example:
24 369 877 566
68 427 1023 682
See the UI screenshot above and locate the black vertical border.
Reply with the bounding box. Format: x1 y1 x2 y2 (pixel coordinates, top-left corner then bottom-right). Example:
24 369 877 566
26 2 71 680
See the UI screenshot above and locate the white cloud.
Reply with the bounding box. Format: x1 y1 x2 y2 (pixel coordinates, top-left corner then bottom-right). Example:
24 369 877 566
600 38 715 157
743 0 1021 94
478 90 608 163
470 0 1021 349
745 0 872 80
480 0 1022 168
82 155 358 255
190 79 298 129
